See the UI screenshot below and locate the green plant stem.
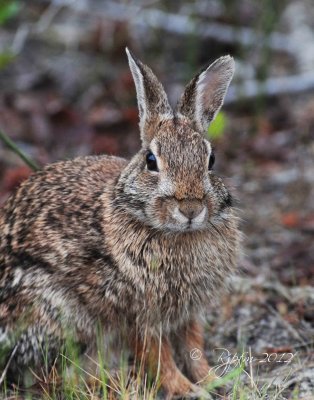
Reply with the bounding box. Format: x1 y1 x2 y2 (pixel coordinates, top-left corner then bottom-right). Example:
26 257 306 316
0 128 39 171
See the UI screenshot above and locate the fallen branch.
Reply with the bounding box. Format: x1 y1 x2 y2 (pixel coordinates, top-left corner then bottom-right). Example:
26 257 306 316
226 71 314 104
0 128 39 171
85 1 295 54
0 345 18 386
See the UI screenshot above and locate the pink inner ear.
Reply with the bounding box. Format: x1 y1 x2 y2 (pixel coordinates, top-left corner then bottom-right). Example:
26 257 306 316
176 56 234 132
197 62 234 128
199 71 223 108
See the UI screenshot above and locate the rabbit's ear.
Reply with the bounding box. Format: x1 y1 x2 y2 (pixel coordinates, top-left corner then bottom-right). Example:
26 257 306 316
176 56 234 134
126 48 173 142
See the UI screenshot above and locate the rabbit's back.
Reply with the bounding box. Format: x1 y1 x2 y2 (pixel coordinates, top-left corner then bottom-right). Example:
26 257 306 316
0 155 128 373
0 155 127 262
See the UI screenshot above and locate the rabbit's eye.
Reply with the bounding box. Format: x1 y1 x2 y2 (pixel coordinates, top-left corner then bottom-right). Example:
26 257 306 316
208 152 215 170
146 152 158 172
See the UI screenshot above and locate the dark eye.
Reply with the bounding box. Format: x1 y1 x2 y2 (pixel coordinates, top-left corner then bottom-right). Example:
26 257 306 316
208 152 215 170
146 151 158 172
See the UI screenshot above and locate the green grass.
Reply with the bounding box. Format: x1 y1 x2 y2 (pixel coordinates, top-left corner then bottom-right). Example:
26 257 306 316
0 1 21 70
0 0 20 25
0 335 304 399
207 111 227 140
0 343 242 399
0 129 40 171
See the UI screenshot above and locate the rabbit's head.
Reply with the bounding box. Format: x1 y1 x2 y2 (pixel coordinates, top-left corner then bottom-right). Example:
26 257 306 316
116 49 235 232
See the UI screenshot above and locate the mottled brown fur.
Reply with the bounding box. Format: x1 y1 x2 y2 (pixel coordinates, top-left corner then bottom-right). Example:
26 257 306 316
0 50 239 398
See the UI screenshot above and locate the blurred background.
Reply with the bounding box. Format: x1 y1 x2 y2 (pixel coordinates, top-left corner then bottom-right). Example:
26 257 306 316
0 0 313 397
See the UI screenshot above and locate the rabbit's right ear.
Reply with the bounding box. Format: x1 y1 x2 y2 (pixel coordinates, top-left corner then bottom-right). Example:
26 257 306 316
176 56 235 134
126 48 173 144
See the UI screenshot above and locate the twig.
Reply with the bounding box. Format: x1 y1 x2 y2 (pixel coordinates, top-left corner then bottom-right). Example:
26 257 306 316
268 363 314 397
0 128 40 171
0 345 18 386
61 354 121 395
226 71 314 104
266 304 309 348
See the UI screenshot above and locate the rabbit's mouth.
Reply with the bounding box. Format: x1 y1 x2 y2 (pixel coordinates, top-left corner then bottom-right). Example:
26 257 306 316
144 196 211 232
157 204 208 232
172 205 207 228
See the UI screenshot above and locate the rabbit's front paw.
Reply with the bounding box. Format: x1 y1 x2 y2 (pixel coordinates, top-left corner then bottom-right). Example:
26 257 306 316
168 384 212 400
191 363 218 387
163 371 212 399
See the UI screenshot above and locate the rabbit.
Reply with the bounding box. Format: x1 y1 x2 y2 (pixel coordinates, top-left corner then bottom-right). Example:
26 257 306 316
0 48 240 398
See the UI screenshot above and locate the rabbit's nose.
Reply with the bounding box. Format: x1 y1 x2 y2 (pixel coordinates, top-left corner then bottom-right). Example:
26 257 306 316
178 201 205 221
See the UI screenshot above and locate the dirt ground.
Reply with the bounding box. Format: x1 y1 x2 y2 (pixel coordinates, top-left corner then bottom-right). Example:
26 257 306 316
0 1 313 399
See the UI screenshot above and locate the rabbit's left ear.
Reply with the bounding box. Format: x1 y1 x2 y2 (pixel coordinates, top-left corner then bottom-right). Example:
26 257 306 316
126 48 173 143
176 56 235 134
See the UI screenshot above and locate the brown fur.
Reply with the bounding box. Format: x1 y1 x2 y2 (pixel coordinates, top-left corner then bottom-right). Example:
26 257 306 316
131 333 198 398
0 49 239 398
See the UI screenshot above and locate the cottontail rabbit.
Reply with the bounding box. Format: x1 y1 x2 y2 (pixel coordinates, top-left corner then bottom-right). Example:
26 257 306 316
0 49 240 398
